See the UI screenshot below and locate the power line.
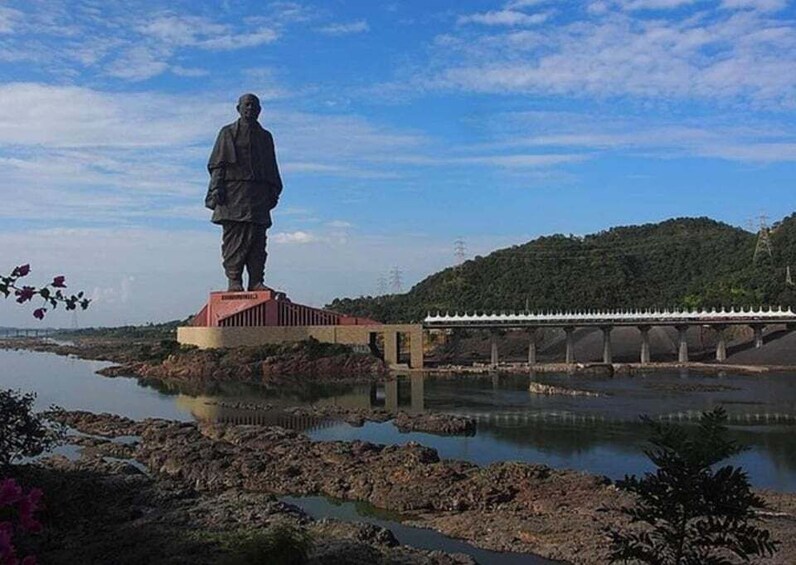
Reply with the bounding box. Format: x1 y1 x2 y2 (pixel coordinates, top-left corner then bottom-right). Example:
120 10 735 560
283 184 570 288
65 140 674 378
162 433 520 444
454 237 466 264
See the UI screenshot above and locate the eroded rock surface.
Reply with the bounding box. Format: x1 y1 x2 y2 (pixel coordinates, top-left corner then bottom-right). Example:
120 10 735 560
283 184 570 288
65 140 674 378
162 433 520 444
41 411 796 564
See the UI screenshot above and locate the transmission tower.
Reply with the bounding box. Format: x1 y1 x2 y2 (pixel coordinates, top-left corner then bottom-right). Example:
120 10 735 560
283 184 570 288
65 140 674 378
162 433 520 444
753 214 774 263
71 309 79 329
787 265 794 287
376 274 388 296
454 237 466 264
389 267 403 294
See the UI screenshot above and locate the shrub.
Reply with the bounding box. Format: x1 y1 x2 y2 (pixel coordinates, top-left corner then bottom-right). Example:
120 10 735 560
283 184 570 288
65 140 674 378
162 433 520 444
609 407 779 564
0 390 65 469
224 522 313 565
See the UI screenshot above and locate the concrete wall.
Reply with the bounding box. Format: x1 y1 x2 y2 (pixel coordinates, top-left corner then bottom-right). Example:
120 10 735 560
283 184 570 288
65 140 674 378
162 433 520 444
177 324 424 369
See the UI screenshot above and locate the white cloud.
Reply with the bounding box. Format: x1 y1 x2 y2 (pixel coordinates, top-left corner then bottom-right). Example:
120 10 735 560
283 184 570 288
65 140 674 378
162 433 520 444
427 8 796 107
480 110 796 163
720 0 788 11
458 10 550 26
0 83 452 229
505 0 552 8
0 6 22 34
197 28 278 50
105 46 170 81
170 65 209 77
317 20 370 35
139 15 227 46
0 7 282 81
272 231 319 244
618 0 700 10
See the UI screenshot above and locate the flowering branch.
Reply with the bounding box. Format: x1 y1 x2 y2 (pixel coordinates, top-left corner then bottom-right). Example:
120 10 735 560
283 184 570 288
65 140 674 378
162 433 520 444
0 265 90 320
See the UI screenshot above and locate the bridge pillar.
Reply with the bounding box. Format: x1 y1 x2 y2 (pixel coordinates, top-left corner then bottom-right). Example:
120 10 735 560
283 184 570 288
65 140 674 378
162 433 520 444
383 330 400 366
751 324 764 349
564 326 575 364
715 325 728 362
601 326 613 364
527 328 537 365
409 327 424 369
639 326 651 365
676 325 689 363
490 330 499 369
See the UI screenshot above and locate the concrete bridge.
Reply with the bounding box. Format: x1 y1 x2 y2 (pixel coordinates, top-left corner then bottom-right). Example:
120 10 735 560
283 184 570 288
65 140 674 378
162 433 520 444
0 328 59 339
424 307 796 366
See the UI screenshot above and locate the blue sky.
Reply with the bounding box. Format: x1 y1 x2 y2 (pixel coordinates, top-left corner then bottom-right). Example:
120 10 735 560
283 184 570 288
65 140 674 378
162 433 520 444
1 0 796 326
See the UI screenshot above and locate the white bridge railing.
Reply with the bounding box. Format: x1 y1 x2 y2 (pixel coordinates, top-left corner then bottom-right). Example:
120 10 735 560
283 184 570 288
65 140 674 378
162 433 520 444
424 306 796 327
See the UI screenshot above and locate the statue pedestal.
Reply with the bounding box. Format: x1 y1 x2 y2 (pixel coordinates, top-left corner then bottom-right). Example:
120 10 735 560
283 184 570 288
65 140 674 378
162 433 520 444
192 289 289 327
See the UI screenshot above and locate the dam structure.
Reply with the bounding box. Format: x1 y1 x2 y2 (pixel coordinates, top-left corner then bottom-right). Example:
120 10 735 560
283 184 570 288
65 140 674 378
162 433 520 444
177 288 424 369
424 307 796 366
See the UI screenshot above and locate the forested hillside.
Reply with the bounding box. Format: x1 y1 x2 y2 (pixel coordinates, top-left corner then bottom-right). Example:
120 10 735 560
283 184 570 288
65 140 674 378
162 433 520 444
327 215 796 323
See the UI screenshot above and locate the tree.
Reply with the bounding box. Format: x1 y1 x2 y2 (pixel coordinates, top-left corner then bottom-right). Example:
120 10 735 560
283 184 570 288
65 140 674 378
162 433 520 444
1 264 90 319
0 390 65 469
609 407 779 564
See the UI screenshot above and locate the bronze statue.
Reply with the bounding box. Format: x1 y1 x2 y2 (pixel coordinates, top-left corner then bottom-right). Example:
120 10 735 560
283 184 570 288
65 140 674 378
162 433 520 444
206 93 283 292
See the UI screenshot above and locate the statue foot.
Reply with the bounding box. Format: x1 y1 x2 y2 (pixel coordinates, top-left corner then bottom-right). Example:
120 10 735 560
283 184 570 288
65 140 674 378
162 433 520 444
227 279 244 292
248 282 270 292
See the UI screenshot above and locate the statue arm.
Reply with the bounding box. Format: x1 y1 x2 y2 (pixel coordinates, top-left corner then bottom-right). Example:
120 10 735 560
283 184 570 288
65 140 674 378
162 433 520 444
269 133 283 207
206 127 234 210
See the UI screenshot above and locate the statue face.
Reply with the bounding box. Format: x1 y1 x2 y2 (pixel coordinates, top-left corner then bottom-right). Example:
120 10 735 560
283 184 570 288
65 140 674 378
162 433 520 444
237 95 261 122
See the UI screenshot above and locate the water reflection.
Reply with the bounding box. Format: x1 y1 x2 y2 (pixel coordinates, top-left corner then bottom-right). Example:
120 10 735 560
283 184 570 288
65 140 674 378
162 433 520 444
3 348 796 490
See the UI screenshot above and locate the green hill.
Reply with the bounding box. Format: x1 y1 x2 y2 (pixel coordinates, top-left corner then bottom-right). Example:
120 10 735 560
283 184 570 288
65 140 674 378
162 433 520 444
327 214 796 323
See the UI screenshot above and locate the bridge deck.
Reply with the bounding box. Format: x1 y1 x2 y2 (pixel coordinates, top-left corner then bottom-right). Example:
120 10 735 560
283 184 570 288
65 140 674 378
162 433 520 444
424 307 796 328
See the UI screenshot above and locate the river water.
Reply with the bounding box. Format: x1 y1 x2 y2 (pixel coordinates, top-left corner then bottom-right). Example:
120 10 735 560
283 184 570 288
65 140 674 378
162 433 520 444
3 348 796 491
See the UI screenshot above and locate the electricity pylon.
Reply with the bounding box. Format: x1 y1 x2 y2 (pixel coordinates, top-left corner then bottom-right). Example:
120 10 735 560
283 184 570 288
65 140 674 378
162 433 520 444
454 237 466 264
753 214 773 263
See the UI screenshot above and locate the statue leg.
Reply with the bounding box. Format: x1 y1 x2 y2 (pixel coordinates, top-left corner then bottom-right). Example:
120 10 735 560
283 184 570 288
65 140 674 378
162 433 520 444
246 225 268 291
221 222 247 291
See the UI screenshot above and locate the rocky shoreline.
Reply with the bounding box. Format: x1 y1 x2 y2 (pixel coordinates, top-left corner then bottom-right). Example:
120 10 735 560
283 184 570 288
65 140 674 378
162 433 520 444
40 411 796 564
16 455 477 564
0 337 388 384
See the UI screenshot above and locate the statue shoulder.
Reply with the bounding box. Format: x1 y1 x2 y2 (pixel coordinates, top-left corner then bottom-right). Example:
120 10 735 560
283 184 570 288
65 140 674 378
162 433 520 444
218 122 238 136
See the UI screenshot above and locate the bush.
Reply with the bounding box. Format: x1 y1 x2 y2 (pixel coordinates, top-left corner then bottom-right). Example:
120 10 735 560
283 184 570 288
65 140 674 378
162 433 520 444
609 407 779 564
223 522 313 565
0 390 65 469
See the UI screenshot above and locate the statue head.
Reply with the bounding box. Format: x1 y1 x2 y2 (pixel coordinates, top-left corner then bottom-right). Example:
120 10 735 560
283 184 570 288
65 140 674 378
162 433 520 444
237 93 261 123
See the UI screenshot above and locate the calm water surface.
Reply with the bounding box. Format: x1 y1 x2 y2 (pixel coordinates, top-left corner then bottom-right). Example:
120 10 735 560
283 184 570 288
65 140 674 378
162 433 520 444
3 348 796 491
281 496 560 564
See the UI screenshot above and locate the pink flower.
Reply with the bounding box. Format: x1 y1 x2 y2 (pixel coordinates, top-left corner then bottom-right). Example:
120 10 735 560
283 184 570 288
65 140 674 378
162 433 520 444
18 491 43 533
11 264 30 278
0 522 15 562
51 276 66 288
32 308 46 320
0 479 22 506
14 287 35 304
